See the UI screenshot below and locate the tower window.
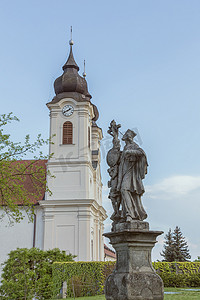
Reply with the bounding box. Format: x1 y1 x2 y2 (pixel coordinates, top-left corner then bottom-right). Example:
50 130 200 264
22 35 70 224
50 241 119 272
63 121 73 144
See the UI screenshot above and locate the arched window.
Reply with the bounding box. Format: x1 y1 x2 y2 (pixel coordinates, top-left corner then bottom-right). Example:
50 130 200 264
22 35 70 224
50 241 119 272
63 121 73 144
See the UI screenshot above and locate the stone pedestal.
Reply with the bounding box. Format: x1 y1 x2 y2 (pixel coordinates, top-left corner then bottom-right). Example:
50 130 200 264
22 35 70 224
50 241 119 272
104 228 164 300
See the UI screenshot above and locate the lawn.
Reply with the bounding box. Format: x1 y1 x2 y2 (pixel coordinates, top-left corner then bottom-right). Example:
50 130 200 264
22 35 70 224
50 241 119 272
164 287 200 299
54 288 200 299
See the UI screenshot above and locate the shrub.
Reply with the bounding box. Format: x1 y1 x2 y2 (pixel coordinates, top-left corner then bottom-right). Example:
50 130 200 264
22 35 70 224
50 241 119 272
52 261 200 298
52 261 116 298
0 248 75 300
153 262 200 287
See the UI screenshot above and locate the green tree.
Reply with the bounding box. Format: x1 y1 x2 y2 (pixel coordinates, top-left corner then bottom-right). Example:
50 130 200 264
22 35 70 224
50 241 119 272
160 228 175 261
0 113 52 223
173 226 191 262
194 256 200 262
161 226 191 262
0 248 75 300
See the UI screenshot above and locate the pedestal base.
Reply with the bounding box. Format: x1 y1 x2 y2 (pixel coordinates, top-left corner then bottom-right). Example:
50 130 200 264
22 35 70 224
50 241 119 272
113 220 149 232
104 229 164 300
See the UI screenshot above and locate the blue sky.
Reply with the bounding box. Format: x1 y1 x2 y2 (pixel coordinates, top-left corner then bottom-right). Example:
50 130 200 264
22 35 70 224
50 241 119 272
0 0 200 261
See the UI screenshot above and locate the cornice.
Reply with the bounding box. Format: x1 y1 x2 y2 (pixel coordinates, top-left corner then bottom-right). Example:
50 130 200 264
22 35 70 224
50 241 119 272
39 199 107 219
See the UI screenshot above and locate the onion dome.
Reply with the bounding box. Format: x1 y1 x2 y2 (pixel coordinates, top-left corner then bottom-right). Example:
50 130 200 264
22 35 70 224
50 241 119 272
54 40 92 100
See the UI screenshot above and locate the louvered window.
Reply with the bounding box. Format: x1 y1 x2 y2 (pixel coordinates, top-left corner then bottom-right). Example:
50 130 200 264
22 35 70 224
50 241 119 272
63 121 73 144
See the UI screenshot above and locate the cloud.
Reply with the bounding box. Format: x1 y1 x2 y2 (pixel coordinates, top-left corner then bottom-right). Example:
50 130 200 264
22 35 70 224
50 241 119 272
143 175 200 261
102 175 200 261
145 175 200 200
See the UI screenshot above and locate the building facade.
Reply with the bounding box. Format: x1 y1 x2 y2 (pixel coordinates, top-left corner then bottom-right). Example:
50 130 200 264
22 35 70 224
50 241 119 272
41 39 107 261
0 38 107 276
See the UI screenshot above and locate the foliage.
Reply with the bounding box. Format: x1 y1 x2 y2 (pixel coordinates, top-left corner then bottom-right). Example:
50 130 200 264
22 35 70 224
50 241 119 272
161 226 191 262
173 226 191 261
0 247 75 300
0 113 52 223
153 262 200 287
52 261 200 298
52 261 116 298
194 256 200 262
161 228 175 262
3 251 200 299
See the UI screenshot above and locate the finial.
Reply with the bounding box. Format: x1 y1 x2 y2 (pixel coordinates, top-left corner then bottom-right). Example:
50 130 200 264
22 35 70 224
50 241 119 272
69 26 74 46
83 59 86 78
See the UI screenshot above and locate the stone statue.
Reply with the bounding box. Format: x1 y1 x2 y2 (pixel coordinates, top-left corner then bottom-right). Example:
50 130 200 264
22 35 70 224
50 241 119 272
104 120 164 300
117 129 148 222
107 121 148 226
107 120 121 221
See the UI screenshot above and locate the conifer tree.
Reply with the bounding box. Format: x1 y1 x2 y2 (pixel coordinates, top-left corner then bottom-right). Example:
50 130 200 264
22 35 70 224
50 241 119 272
160 228 175 261
172 226 191 262
161 226 191 262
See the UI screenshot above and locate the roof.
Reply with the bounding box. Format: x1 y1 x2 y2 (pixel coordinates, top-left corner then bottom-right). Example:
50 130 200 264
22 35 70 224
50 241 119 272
104 244 116 259
0 160 47 206
53 42 92 100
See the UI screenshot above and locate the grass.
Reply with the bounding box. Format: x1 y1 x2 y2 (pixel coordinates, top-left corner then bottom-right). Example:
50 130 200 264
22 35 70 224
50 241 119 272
52 296 105 300
164 287 200 299
53 288 200 299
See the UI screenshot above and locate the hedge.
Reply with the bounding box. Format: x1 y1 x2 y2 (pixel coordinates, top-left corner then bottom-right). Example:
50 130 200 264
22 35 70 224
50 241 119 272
53 261 200 298
153 262 200 287
52 261 115 298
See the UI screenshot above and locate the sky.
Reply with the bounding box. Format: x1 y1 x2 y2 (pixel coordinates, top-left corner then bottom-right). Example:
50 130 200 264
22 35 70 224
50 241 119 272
0 0 200 261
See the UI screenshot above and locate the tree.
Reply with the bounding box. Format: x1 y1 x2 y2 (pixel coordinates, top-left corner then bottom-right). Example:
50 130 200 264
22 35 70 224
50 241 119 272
194 256 200 262
161 226 191 262
173 226 191 262
0 248 75 300
0 113 52 223
160 228 175 261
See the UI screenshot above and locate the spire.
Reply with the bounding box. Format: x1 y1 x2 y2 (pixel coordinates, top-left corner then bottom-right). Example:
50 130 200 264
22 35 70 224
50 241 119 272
53 28 92 100
62 26 79 71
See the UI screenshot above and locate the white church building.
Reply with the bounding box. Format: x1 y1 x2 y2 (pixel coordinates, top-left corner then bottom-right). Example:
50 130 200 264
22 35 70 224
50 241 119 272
0 38 108 275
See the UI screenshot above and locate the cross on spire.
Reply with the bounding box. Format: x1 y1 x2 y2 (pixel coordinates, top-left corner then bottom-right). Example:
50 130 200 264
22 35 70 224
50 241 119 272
69 26 74 45
83 59 86 78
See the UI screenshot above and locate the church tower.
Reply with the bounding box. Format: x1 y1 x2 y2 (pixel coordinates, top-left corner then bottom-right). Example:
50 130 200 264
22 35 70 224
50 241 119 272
40 35 107 261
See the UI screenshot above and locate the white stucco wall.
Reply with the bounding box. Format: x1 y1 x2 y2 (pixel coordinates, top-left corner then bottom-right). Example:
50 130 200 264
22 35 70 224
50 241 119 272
34 207 44 249
0 206 43 279
44 96 107 262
